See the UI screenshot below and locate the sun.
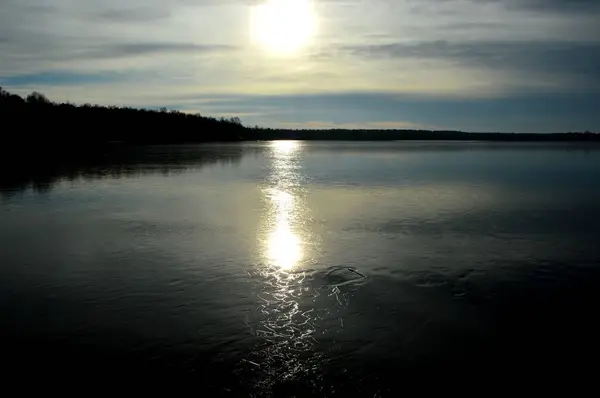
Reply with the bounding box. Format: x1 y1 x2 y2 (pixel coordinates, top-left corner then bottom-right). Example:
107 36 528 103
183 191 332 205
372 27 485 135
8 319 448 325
250 0 317 55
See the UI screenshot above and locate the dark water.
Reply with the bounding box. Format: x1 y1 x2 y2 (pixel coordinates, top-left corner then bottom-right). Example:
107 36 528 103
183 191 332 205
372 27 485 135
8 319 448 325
1 141 600 393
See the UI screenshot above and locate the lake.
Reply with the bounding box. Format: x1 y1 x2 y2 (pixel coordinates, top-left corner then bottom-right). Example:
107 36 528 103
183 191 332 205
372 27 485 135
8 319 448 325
1 141 599 394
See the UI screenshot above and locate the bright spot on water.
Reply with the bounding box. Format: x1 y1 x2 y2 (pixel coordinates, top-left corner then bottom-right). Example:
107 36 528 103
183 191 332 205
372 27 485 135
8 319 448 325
267 223 302 270
263 141 303 270
266 189 303 270
271 140 301 153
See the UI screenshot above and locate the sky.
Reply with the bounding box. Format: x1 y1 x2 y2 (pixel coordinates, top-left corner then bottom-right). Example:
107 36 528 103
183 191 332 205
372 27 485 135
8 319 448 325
0 0 599 133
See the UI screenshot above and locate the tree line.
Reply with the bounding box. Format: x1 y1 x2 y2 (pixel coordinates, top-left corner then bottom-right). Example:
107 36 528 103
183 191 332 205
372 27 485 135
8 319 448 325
0 87 246 146
247 128 600 142
1 87 598 145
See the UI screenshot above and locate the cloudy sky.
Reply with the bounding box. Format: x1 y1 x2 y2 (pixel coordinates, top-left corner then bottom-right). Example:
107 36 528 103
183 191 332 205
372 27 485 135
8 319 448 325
1 0 598 132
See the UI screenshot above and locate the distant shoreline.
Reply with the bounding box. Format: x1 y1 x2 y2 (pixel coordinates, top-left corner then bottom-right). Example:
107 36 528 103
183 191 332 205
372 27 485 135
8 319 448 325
2 87 598 143
244 130 600 142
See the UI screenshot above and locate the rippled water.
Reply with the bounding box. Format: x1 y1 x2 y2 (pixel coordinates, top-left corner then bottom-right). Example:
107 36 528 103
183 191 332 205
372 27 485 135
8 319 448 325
1 141 600 394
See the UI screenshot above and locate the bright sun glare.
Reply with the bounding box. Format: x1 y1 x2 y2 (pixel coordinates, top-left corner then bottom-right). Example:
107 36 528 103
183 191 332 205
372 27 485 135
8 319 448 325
266 188 303 270
268 223 302 270
250 0 317 55
272 140 300 153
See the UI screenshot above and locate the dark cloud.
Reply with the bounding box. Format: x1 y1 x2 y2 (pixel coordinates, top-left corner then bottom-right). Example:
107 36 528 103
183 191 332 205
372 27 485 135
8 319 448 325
342 40 600 85
431 0 600 13
1 1 58 14
0 71 134 86
22 4 58 14
95 7 171 22
502 0 600 13
2 38 236 61
86 43 237 58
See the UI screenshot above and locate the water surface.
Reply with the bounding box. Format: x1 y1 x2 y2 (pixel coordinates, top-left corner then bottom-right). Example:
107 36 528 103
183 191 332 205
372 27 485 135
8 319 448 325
1 141 599 394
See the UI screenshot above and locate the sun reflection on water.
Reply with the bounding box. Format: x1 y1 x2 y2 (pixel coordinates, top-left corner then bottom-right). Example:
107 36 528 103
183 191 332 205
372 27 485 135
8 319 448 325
267 222 302 270
264 141 305 271
241 141 366 392
245 140 321 385
272 140 300 153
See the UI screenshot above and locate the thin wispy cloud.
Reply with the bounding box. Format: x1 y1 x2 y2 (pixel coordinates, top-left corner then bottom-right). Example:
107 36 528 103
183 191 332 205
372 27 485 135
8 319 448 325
0 0 598 132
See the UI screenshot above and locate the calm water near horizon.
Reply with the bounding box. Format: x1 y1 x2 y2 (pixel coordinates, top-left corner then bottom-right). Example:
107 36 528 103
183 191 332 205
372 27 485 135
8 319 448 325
1 141 600 394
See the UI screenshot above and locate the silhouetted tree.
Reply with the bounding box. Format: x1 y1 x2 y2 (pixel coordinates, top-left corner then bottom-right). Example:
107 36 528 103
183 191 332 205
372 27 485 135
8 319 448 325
26 91 50 104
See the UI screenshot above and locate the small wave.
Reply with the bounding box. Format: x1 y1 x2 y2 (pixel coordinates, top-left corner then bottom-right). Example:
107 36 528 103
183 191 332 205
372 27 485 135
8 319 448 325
288 265 368 289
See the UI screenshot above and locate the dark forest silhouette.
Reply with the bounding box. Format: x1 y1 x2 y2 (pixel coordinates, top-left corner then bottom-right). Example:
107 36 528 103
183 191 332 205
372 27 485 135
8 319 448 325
1 87 598 145
0 87 245 145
